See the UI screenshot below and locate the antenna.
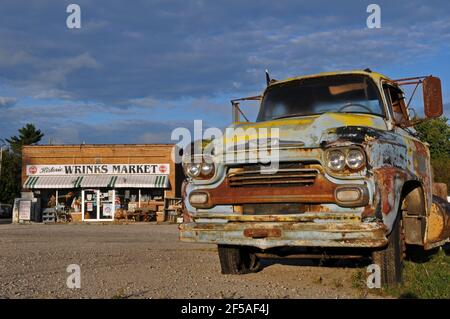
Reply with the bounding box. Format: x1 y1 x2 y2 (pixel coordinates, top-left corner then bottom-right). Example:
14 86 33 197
265 69 271 86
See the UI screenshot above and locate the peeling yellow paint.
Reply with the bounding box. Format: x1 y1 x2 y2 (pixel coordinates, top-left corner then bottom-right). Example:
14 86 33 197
223 113 387 145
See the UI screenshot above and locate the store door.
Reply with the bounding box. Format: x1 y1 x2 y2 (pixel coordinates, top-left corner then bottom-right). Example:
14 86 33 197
82 189 115 221
99 189 114 220
82 189 98 221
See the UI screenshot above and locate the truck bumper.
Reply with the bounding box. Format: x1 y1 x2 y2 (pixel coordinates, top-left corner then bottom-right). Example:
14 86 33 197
179 221 388 249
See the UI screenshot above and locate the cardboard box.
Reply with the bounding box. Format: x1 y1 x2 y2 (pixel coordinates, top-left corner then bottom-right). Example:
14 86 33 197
156 211 165 222
71 212 82 222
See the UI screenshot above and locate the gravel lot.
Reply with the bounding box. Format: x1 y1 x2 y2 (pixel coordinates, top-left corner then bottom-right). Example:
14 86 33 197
0 222 374 299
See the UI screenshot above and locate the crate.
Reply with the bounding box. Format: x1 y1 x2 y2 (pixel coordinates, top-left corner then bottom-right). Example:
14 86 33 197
164 197 182 224
42 208 56 223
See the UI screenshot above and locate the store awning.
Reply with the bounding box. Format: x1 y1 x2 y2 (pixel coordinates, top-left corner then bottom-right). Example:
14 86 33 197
79 175 114 188
23 176 81 189
113 175 169 188
24 175 170 189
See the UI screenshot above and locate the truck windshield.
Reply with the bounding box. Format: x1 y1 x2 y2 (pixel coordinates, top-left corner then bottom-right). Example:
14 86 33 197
257 74 384 122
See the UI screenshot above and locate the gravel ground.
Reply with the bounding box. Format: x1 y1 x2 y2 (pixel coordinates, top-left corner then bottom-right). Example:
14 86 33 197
0 222 376 299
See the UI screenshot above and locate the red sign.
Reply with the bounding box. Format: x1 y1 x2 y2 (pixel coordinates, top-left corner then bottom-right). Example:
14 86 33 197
28 166 37 175
159 165 168 173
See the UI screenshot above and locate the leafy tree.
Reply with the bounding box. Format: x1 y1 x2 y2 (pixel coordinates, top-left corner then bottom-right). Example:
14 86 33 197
415 117 450 160
0 124 44 205
0 150 21 205
5 123 44 153
414 117 450 190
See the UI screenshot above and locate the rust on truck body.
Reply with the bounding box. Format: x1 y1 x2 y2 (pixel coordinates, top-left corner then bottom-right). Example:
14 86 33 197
179 221 388 249
192 174 337 207
180 70 449 250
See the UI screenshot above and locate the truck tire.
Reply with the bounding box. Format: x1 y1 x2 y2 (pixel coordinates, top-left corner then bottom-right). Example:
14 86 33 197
444 243 450 256
218 245 261 274
372 215 404 287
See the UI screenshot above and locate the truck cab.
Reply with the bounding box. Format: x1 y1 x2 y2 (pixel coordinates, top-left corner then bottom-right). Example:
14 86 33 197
179 70 449 286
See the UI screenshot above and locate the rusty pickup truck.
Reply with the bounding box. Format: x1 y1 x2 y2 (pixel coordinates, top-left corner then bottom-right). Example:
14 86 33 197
179 70 449 286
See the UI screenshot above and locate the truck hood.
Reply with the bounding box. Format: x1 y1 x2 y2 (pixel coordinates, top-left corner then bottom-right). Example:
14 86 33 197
216 112 388 152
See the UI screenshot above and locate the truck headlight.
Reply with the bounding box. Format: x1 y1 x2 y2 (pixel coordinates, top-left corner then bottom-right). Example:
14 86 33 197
346 149 365 170
325 147 366 173
327 150 345 171
186 163 201 178
200 162 214 175
183 161 215 180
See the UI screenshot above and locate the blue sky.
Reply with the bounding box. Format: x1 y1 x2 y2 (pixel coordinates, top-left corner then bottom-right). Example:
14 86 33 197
0 0 449 144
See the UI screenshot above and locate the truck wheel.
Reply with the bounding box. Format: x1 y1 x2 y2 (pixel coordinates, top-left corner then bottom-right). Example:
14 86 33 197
444 243 450 256
217 245 261 274
372 215 404 287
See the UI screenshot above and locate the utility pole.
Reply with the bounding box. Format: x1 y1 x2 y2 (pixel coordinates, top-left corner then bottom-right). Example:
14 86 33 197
0 146 3 178
0 139 6 181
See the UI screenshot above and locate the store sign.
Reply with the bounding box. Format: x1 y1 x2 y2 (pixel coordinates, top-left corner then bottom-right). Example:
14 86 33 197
26 164 170 176
19 200 31 220
102 203 114 217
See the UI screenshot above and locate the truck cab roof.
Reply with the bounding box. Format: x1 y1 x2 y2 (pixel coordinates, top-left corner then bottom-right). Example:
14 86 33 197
268 70 391 88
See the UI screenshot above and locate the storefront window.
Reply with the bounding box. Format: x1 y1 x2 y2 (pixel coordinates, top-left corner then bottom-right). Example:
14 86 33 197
115 189 139 211
143 188 163 201
57 190 81 213
114 188 165 212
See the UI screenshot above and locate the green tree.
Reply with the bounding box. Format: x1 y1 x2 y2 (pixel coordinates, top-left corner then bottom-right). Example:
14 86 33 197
5 123 44 153
0 124 44 205
414 117 450 190
0 150 21 205
414 117 450 160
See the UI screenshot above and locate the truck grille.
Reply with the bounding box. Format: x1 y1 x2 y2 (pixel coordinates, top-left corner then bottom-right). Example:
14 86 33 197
228 163 319 187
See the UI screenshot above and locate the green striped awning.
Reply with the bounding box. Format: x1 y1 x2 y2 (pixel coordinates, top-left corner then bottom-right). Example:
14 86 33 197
23 175 169 189
113 175 169 188
79 175 111 188
23 176 81 189
24 176 39 189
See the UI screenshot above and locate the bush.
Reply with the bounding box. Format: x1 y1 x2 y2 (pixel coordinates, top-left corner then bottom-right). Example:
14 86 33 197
431 158 450 193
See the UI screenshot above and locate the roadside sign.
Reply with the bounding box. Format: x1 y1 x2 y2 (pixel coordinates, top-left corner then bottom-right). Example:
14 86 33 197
19 200 31 221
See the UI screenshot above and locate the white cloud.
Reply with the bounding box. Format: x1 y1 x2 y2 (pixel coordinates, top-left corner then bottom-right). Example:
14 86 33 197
128 96 159 108
0 96 17 107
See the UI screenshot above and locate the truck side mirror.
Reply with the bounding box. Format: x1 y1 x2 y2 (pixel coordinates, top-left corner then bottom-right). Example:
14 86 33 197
423 76 443 118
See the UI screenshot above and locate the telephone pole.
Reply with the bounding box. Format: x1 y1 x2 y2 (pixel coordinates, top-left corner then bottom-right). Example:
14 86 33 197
0 139 6 180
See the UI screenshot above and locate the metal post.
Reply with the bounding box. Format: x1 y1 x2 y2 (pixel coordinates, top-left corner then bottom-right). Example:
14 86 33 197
232 102 240 123
138 189 141 208
81 190 85 222
112 189 115 221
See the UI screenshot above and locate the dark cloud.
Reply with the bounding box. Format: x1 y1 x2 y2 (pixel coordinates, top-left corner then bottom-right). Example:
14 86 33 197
46 119 193 145
0 0 449 104
0 0 449 143
0 101 198 144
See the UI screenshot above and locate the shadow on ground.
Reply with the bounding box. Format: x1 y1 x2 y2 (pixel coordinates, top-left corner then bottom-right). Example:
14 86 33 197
260 257 372 269
0 218 12 224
